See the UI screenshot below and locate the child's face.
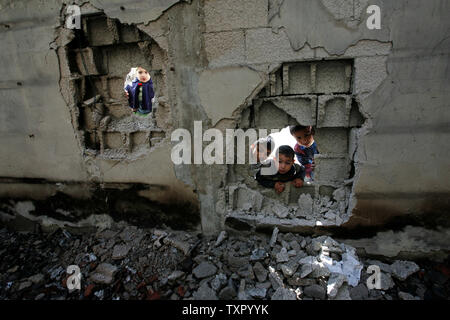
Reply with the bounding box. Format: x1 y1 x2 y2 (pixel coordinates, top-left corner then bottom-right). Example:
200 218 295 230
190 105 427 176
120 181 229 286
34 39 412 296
293 128 314 147
276 153 294 174
137 68 150 82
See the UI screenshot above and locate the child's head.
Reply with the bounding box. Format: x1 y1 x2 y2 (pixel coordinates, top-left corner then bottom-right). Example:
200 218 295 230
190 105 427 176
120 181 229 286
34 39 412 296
254 136 274 162
137 66 150 83
275 145 295 174
290 125 315 147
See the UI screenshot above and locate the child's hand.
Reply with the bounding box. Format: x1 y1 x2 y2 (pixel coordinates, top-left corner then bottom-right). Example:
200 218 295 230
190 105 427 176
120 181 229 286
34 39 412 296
274 182 285 194
293 178 303 188
124 91 129 97
132 108 137 113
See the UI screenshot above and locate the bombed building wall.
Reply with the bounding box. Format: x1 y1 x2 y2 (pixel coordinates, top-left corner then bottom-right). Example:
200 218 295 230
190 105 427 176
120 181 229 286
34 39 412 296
0 0 449 255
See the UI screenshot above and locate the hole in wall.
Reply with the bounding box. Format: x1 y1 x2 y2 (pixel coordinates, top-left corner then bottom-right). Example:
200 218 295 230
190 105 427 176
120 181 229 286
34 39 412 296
61 12 168 161
225 59 365 229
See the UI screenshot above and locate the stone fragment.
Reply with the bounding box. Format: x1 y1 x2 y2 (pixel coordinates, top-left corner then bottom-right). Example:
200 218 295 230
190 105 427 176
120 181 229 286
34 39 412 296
304 284 326 300
193 282 218 300
276 248 289 263
211 273 227 291
268 266 284 289
112 244 131 260
219 286 237 300
90 263 118 285
271 287 297 300
167 270 185 281
193 262 217 279
390 260 420 281
270 227 279 247
215 231 227 247
253 262 268 282
349 283 369 300
250 248 268 261
327 273 346 298
248 287 267 299
398 291 420 300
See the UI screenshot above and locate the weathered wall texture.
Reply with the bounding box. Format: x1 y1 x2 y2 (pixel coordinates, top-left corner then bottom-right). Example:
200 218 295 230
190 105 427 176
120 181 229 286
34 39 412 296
0 0 449 255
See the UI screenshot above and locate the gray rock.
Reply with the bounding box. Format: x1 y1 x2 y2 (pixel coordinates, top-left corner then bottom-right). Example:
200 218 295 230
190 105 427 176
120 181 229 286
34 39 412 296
271 287 297 300
350 283 369 300
90 263 118 285
304 284 326 299
289 240 301 253
270 227 279 247
193 282 218 300
280 263 297 278
35 293 45 300
219 286 237 300
268 266 284 289
247 287 267 299
193 262 217 279
365 259 392 273
168 270 185 281
112 244 131 260
287 275 316 287
250 248 268 261
215 231 227 247
332 284 352 300
327 273 346 298
211 273 227 291
253 262 268 282
390 260 419 281
276 248 289 263
380 272 395 290
227 254 248 269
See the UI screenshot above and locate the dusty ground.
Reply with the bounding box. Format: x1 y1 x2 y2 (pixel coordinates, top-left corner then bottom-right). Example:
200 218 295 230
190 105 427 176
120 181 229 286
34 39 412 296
0 221 448 301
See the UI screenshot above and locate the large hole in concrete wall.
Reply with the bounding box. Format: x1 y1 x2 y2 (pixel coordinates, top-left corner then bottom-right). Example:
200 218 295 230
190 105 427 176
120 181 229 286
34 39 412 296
225 59 365 230
62 12 168 161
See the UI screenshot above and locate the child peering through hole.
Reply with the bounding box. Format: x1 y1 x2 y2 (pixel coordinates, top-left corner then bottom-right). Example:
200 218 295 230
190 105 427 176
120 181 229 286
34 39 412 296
123 66 156 123
289 125 319 184
255 145 305 194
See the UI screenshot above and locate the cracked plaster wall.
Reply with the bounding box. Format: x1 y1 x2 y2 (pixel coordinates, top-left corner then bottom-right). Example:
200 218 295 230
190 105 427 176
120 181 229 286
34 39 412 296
0 0 449 245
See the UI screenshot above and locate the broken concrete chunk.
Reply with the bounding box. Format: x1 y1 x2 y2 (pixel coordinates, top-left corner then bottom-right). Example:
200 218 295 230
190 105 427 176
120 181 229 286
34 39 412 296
247 287 267 299
268 266 284 290
163 237 191 256
271 287 297 300
90 263 118 285
215 231 227 247
193 282 218 300
272 203 289 218
349 283 369 300
276 247 290 263
112 244 131 260
390 260 420 281
269 227 279 247
167 270 185 281
253 262 268 282
192 262 217 279
296 193 313 217
250 248 268 261
83 95 101 107
327 273 346 298
219 285 237 300
211 273 227 291
304 284 326 299
398 291 420 300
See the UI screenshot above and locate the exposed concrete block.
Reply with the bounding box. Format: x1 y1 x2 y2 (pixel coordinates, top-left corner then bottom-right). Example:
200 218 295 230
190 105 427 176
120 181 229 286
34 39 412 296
104 43 146 78
288 185 315 204
107 104 130 119
150 43 167 71
104 132 124 149
284 63 313 94
314 155 350 184
267 96 317 126
131 131 150 147
74 48 103 76
315 60 352 93
107 77 126 100
204 0 268 32
120 24 141 43
314 128 348 156
245 28 314 64
204 31 246 68
256 101 291 129
84 16 117 46
317 95 352 128
354 56 388 98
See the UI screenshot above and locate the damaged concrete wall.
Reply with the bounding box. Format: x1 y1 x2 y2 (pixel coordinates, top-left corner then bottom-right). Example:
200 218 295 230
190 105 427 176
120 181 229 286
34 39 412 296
0 0 449 252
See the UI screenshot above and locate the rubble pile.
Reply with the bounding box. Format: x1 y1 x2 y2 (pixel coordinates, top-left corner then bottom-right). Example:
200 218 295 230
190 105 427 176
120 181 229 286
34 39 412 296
0 224 448 300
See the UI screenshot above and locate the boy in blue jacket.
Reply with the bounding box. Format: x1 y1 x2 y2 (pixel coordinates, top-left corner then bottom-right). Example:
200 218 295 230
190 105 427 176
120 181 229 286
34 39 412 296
124 66 155 117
